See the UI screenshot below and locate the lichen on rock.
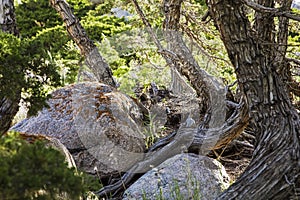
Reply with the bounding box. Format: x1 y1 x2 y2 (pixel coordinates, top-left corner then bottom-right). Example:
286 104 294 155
11 82 146 178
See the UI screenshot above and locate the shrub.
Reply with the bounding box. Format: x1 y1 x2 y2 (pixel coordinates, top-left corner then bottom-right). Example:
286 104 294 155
0 132 84 200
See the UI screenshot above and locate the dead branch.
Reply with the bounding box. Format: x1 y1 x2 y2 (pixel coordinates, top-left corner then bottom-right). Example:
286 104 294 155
191 99 249 152
287 57 300 66
95 100 249 198
131 0 165 52
94 0 251 198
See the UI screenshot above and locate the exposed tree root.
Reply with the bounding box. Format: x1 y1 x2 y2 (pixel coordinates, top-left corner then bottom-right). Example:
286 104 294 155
95 99 249 198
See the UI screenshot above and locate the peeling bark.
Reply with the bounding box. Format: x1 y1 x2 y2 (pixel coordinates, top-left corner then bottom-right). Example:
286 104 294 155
207 0 300 199
49 0 116 87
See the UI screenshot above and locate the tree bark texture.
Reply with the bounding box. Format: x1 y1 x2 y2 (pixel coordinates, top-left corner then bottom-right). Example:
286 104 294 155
0 0 18 35
207 0 300 199
163 0 214 115
0 96 20 135
50 0 116 87
0 0 20 136
162 0 250 151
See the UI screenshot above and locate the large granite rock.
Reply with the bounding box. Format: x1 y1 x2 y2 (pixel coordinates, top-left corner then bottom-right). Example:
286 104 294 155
11 82 146 178
123 153 230 200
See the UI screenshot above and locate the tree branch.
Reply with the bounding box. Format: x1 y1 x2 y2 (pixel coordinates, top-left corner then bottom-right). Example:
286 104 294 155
49 0 116 87
95 98 249 198
94 1 251 198
131 0 165 52
242 0 300 22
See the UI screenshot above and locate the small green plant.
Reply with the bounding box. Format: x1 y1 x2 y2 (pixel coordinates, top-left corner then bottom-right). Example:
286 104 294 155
143 113 159 149
0 132 86 200
142 190 148 200
154 187 165 200
171 179 185 200
141 157 202 200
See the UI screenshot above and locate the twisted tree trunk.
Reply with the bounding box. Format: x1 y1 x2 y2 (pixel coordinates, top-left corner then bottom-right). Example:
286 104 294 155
95 1 250 197
50 0 116 87
0 0 21 136
207 0 300 199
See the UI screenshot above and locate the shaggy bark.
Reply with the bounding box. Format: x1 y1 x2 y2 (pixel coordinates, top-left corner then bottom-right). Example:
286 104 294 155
0 0 20 136
207 0 300 199
49 0 116 87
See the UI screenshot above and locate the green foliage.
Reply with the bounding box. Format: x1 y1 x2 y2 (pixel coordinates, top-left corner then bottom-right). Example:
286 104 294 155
143 113 159 149
81 14 131 41
5 0 135 116
52 40 82 85
15 0 61 38
194 0 207 6
0 33 23 98
117 63 171 96
80 172 103 194
288 20 300 57
29 26 81 86
125 0 164 28
96 37 127 71
30 25 69 53
15 0 85 86
10 0 236 114
86 0 117 15
0 32 62 116
68 0 95 19
0 132 84 200
14 0 133 89
95 28 172 96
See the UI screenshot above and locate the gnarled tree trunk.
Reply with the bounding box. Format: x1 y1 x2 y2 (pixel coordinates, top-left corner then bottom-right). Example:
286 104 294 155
95 1 250 197
207 0 300 199
0 0 21 136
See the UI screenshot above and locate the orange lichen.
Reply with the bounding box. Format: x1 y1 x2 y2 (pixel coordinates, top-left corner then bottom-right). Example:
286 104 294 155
94 88 115 121
18 132 52 144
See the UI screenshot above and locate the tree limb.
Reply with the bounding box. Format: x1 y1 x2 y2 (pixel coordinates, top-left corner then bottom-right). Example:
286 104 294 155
95 99 249 198
49 0 116 87
94 1 252 198
242 0 300 22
